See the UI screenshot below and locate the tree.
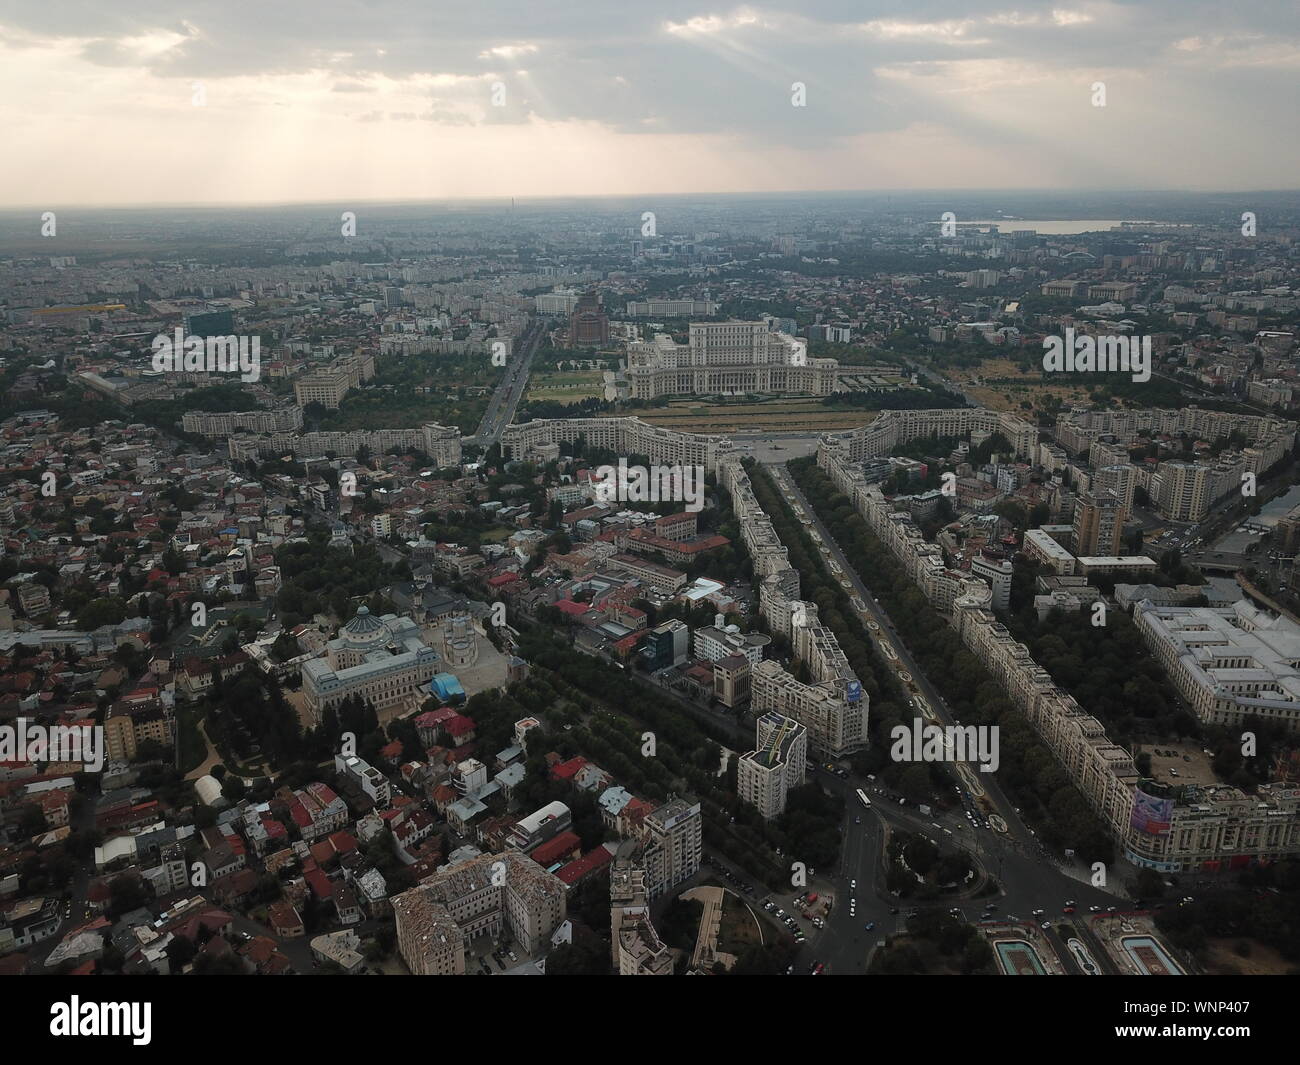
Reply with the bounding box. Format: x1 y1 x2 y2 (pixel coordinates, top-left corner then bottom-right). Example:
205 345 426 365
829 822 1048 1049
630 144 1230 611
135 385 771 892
191 952 247 975
18 804 47 839
108 873 149 917
545 936 610 975
166 936 197 968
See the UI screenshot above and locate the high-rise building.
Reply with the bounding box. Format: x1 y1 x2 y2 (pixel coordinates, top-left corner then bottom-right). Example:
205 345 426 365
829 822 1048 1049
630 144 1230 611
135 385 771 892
1072 492 1124 557
609 854 673 975
641 798 702 899
1094 464 1136 524
569 290 609 347
969 555 1013 612
1151 461 1214 523
750 658 866 759
712 654 751 708
737 712 808 818
639 620 689 670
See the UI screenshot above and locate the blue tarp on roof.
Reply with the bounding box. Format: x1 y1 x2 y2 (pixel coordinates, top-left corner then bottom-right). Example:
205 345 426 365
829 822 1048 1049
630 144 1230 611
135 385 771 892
430 672 464 700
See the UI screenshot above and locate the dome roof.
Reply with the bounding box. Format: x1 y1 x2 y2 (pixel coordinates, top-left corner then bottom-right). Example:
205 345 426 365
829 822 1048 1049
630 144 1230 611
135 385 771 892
343 605 386 637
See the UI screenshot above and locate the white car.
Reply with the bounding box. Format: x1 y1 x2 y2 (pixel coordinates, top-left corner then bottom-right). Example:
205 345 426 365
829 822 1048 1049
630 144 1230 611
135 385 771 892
850 879 857 890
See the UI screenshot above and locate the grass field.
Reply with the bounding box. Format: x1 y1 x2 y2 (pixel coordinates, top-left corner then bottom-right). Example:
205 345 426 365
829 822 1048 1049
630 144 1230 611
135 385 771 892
1203 937 1293 976
717 893 765 955
526 370 604 403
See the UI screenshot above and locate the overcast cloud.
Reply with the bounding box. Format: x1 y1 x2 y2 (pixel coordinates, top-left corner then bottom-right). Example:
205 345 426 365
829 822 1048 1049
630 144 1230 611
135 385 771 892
1 1 1296 204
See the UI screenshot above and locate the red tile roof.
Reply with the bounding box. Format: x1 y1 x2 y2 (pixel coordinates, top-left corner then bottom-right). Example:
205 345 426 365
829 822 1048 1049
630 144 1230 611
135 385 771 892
555 846 614 885
530 830 581 867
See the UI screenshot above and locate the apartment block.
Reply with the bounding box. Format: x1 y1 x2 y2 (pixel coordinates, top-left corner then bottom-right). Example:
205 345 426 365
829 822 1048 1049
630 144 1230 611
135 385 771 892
738 712 808 819
393 851 566 974
1072 492 1124 557
609 855 673 975
641 798 702 899
818 436 1300 872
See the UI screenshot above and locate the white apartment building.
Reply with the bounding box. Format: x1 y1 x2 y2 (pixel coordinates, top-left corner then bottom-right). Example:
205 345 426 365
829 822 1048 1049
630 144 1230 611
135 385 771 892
642 798 702 899
1023 528 1078 575
182 406 303 438
1151 461 1215 523
502 416 729 471
738 712 808 819
692 624 770 666
1093 464 1136 522
716 454 869 758
969 555 1013 612
228 422 462 467
1054 407 1294 475
293 357 371 409
1135 600 1300 732
840 407 1039 464
334 754 392 807
534 289 580 315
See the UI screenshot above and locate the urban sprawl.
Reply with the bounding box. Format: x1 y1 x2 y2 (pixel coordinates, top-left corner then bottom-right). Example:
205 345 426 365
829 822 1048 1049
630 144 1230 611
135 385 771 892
2 196 1300 978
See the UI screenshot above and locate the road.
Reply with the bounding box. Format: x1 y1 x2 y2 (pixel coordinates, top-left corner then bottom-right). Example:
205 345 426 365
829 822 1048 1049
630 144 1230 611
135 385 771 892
768 463 1036 849
467 319 544 448
765 462 1133 974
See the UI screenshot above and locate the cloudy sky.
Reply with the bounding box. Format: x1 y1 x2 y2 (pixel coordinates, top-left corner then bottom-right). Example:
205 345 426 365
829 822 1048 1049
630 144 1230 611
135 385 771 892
2 1 1297 205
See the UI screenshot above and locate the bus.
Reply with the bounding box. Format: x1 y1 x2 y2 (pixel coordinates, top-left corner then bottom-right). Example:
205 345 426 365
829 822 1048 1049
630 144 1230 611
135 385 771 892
855 788 872 809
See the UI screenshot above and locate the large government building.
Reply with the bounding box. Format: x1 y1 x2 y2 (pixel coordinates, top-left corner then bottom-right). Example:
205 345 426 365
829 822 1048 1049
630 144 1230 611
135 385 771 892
302 606 440 722
1134 600 1300 732
625 321 839 399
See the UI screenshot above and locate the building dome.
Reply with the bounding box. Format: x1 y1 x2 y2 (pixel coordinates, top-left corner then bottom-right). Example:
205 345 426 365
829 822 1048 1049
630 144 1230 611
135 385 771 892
344 605 384 635
336 605 391 655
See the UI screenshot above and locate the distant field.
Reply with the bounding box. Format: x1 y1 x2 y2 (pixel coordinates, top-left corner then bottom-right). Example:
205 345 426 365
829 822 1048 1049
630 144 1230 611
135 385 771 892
940 356 1095 413
526 370 604 403
637 398 876 432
